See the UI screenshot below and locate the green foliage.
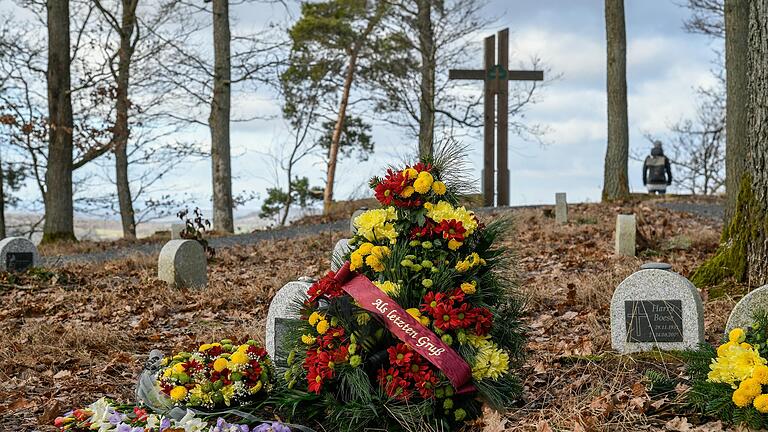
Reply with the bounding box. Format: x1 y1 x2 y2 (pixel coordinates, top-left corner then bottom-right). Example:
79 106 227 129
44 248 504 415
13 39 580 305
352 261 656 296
259 177 320 220
316 116 374 162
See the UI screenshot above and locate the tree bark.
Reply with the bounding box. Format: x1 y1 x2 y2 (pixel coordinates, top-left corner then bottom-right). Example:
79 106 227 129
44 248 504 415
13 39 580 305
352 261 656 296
322 49 358 215
724 0 748 223
209 0 234 233
602 0 630 202
691 0 768 287
0 152 6 239
114 0 138 239
416 0 435 159
43 0 76 243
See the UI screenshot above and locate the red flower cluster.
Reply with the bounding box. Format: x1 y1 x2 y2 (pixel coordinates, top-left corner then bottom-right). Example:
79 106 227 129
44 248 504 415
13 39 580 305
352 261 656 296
376 343 439 400
434 219 466 242
307 271 344 303
304 327 350 394
410 219 436 240
420 289 493 335
372 163 434 207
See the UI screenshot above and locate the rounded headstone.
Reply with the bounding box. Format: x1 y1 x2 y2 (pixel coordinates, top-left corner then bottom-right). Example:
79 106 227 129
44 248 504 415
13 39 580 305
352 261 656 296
266 280 312 364
725 285 768 333
610 269 704 353
350 207 368 235
157 240 207 288
0 237 39 272
640 262 673 271
331 239 352 272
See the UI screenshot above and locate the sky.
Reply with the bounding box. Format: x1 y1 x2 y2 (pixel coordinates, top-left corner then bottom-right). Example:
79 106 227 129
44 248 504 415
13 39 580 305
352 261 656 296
2 0 723 228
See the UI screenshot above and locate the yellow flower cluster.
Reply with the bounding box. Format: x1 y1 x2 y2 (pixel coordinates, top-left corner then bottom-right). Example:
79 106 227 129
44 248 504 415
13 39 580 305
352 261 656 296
309 311 330 335
353 207 398 244
413 171 434 194
350 242 391 272
406 307 431 326
460 281 477 294
455 253 486 272
707 328 768 412
469 336 509 381
423 201 478 236
373 280 400 296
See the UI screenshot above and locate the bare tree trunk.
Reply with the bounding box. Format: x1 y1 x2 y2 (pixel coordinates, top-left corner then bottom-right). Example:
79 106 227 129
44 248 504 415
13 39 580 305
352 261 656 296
209 0 234 233
0 153 6 239
114 0 138 239
43 0 76 243
724 0 748 223
602 0 630 202
322 50 358 215
692 0 768 287
416 0 435 159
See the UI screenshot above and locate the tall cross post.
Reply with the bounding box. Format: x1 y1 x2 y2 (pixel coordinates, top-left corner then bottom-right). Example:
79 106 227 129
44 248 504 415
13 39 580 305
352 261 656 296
449 28 544 207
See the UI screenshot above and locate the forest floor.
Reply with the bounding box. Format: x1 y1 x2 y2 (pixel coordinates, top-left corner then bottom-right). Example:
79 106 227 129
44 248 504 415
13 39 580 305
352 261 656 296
0 200 746 431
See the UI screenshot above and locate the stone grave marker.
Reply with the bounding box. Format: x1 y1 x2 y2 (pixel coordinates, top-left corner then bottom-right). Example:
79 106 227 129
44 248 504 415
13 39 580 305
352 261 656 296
157 239 207 288
725 285 768 332
610 265 704 353
0 237 39 272
350 207 367 235
331 239 351 272
170 223 186 240
555 192 568 224
266 278 313 366
615 214 636 256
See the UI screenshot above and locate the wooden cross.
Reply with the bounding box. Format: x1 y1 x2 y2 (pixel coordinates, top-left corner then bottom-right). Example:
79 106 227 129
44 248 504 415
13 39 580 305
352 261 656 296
449 28 544 207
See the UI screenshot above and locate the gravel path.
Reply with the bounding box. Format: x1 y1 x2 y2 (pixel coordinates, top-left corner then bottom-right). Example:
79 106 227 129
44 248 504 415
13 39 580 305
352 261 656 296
655 201 724 223
42 219 348 267
39 201 724 267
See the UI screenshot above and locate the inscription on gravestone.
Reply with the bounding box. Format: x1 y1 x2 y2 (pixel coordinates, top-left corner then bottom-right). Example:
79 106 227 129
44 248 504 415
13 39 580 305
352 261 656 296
274 317 300 367
625 300 683 343
6 252 34 272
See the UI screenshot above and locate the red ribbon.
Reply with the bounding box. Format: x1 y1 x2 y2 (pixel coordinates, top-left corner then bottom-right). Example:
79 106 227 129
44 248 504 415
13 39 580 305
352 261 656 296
334 262 476 395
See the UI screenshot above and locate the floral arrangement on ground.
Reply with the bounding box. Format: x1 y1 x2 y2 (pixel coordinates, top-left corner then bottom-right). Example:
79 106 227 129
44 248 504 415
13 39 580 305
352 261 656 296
55 339 294 432
684 311 768 428
277 150 526 431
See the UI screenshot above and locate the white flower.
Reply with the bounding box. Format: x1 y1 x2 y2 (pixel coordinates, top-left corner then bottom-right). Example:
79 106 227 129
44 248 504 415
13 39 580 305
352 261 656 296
174 409 208 432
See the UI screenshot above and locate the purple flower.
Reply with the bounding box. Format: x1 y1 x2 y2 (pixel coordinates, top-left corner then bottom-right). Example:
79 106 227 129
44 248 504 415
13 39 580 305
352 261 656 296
116 424 132 432
109 411 124 425
132 428 144 432
253 422 291 432
239 425 250 432
160 418 171 429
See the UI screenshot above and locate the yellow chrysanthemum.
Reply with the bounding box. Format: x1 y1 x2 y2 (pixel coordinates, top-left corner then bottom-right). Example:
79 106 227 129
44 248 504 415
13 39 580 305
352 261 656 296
455 253 486 272
448 239 462 250
213 358 229 372
366 254 384 272
402 167 418 179
350 251 365 271
172 363 186 374
221 384 235 406
461 281 477 294
472 341 509 380
250 381 263 394
754 365 768 385
708 341 767 387
199 343 212 352
741 377 763 398
406 308 421 319
733 387 754 407
755 394 768 413
401 186 415 198
353 208 398 244
230 351 249 365
308 311 323 326
730 328 746 343
357 242 374 255
413 171 434 194
316 319 330 335
423 201 478 236
170 386 188 401
373 280 400 296
432 181 447 195
356 312 371 325
301 334 316 345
